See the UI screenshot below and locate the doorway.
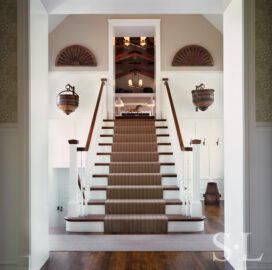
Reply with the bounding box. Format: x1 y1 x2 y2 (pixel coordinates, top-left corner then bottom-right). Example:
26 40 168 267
114 36 156 118
108 19 161 119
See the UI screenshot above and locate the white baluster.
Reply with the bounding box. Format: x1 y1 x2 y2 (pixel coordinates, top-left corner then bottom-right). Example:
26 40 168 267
68 139 80 217
190 139 202 217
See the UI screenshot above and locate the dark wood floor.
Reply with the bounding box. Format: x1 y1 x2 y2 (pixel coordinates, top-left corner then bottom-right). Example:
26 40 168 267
41 251 233 270
42 203 230 270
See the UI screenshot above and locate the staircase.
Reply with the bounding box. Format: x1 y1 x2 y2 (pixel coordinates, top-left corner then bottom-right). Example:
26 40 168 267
66 118 204 232
65 78 204 233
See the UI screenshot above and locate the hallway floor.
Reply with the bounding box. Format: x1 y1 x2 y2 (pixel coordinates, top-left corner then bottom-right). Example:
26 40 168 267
42 203 230 269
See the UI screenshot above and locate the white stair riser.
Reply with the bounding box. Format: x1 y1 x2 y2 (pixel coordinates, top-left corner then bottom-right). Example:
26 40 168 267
98 145 172 152
87 204 182 215
91 177 178 186
90 190 180 200
66 220 204 233
66 221 104 232
168 221 204 232
95 155 174 163
94 166 176 174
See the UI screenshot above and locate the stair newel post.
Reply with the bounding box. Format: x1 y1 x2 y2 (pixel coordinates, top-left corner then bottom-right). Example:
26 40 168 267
68 139 80 217
190 139 202 217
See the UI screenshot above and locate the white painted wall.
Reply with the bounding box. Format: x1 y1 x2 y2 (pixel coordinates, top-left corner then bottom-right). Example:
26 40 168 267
224 0 245 269
48 72 108 227
161 71 224 198
30 0 49 269
49 14 223 72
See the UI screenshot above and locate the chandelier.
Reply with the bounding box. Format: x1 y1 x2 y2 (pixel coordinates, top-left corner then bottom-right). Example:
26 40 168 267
128 70 143 88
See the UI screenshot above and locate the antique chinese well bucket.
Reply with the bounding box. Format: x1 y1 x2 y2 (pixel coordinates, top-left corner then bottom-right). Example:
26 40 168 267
191 83 214 111
56 84 79 115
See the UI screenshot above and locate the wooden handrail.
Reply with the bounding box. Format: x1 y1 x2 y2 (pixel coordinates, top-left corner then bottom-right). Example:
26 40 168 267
77 78 107 152
162 78 191 151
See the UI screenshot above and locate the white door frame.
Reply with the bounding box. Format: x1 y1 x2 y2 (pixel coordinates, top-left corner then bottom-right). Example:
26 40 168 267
108 19 161 118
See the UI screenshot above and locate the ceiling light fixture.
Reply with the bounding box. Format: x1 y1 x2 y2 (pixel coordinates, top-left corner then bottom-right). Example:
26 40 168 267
124 37 130 47
140 37 147 47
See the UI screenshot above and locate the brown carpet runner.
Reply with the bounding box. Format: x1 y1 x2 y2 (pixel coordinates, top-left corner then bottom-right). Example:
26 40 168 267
104 119 168 233
111 152 159 162
108 174 162 186
112 143 158 152
113 134 157 143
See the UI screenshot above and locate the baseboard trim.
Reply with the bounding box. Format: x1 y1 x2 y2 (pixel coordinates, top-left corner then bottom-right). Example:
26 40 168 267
16 256 29 270
0 257 17 270
0 256 29 270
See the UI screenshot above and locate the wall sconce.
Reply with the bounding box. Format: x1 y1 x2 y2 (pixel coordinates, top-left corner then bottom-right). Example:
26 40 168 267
216 138 219 146
124 36 130 47
56 84 79 115
147 98 155 107
191 83 214 111
115 97 124 107
138 79 143 87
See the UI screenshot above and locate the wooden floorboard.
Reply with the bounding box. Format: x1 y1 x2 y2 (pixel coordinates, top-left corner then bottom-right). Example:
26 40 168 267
44 203 229 270
41 251 234 270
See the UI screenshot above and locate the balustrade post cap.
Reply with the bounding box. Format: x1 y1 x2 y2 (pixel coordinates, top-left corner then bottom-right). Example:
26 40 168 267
101 78 107 82
68 139 79 144
162 78 169 81
190 139 202 145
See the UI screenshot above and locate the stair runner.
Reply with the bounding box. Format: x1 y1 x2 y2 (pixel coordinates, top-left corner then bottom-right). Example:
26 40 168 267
104 120 169 233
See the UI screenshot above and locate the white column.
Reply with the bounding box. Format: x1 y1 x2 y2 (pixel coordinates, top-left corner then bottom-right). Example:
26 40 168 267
68 140 80 217
190 140 202 217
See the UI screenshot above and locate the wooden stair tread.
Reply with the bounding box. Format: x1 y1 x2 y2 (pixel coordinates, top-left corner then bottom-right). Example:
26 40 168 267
92 173 178 178
103 119 167 122
99 142 171 146
88 199 182 205
102 126 168 129
95 162 175 166
167 215 206 221
65 214 205 222
90 185 179 191
101 134 169 137
97 152 173 155
65 215 105 222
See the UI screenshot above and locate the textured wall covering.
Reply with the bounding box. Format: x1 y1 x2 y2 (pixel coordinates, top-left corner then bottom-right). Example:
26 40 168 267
256 0 272 122
0 0 17 123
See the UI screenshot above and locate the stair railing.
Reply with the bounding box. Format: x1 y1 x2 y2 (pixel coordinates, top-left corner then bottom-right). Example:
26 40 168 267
68 78 107 217
162 78 202 217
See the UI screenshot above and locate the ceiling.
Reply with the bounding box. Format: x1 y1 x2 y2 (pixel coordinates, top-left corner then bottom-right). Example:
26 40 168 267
49 14 223 34
203 14 223 33
41 0 232 14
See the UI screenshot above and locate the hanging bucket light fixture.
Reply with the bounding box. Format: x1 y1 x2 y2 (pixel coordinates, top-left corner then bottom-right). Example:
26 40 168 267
56 84 79 115
191 83 214 111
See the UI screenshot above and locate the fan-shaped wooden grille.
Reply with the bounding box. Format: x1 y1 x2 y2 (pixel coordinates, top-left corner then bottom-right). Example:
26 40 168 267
55 45 97 66
172 45 214 66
